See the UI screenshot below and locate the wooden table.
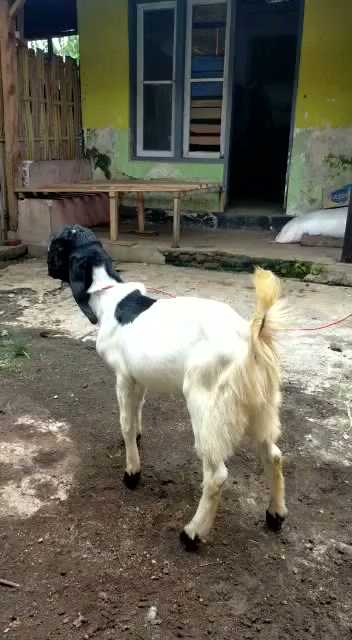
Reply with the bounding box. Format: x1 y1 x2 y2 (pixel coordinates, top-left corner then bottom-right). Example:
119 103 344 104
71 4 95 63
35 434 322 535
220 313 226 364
16 179 214 248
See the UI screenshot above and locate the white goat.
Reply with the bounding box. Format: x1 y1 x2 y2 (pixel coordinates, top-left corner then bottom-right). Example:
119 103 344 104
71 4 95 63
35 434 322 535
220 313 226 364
48 226 288 549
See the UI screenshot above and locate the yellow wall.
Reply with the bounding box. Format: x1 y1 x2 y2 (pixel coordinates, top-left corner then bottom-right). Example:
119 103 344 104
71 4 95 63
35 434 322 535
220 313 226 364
295 0 352 128
77 0 130 129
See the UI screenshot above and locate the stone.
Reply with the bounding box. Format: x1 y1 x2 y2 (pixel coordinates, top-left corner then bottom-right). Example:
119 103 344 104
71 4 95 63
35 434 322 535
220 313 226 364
329 343 343 353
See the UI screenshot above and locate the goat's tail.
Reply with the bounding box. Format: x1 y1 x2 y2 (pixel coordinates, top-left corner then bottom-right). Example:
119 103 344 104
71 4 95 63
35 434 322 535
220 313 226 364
251 267 285 342
247 268 287 401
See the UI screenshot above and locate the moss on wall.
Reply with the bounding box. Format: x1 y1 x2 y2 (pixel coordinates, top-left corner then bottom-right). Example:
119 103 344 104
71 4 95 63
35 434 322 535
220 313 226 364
286 127 352 214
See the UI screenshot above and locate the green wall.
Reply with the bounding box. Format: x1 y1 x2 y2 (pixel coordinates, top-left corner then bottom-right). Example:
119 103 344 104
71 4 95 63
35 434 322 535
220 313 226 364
287 0 352 213
77 0 223 212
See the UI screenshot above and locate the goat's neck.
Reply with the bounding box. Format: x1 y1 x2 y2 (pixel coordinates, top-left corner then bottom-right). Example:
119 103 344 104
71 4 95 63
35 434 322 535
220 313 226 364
88 265 119 321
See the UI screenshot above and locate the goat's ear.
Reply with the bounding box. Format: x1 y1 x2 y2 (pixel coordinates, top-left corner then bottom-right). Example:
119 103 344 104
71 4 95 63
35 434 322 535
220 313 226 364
47 237 71 282
69 255 98 324
104 252 122 282
106 260 123 283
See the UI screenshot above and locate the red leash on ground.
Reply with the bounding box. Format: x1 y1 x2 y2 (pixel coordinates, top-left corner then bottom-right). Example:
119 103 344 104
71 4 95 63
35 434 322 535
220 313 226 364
147 287 176 298
147 287 352 333
287 312 352 333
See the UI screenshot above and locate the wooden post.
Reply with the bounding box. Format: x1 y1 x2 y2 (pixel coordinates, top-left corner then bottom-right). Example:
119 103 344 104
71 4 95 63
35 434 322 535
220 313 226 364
48 38 54 59
172 195 181 248
0 145 7 240
109 191 119 241
9 0 27 18
0 0 21 232
341 193 352 263
136 192 145 233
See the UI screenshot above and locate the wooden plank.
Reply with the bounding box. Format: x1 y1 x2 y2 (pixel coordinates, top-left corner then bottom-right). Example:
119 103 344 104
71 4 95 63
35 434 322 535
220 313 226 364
191 99 222 108
109 192 119 241
15 181 213 194
172 196 181 248
191 107 222 120
16 186 210 194
0 0 20 231
136 192 145 233
190 136 220 146
341 194 352 263
190 124 221 134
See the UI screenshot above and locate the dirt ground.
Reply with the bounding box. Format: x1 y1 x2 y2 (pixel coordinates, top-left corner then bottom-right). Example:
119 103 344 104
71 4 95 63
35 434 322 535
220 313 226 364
1 259 352 639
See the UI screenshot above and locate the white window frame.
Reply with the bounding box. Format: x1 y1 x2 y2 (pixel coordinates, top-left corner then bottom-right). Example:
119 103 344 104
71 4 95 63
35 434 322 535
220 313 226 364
183 0 230 159
136 1 176 157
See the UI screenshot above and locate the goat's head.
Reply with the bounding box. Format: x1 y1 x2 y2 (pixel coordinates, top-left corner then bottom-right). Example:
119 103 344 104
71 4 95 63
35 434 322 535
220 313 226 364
47 224 99 283
47 224 122 325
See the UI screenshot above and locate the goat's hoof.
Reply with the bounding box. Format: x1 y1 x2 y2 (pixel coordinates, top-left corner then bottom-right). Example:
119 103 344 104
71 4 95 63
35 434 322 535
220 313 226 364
266 509 285 532
179 530 201 552
123 471 141 490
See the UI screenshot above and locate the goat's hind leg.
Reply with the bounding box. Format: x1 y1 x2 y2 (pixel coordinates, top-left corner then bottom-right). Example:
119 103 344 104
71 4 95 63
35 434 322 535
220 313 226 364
261 440 287 531
258 436 287 531
116 376 141 489
181 380 228 550
250 409 287 531
180 457 228 551
134 382 145 446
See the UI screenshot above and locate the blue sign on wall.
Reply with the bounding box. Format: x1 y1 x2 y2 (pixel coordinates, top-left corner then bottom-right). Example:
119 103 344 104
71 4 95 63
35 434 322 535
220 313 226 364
330 184 352 205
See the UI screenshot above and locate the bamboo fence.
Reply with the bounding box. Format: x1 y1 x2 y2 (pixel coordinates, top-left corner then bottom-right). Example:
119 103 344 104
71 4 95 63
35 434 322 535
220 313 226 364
0 44 82 161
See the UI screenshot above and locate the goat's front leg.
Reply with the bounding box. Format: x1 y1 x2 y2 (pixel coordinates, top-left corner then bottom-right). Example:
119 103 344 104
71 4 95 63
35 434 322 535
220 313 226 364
180 459 228 551
116 377 141 489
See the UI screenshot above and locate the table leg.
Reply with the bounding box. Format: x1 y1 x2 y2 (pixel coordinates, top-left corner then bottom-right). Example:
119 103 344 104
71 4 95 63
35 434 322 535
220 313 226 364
109 192 119 241
137 192 145 233
172 196 181 248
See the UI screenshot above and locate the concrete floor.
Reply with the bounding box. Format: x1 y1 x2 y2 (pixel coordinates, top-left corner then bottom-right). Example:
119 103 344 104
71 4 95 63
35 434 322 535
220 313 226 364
97 225 342 266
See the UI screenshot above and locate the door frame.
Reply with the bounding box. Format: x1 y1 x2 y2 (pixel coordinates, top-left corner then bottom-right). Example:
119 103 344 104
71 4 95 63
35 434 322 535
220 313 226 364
222 0 305 212
283 0 305 211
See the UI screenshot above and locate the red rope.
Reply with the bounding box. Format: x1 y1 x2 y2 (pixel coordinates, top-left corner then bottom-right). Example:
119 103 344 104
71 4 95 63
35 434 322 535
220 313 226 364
147 288 352 333
147 287 176 298
287 312 352 333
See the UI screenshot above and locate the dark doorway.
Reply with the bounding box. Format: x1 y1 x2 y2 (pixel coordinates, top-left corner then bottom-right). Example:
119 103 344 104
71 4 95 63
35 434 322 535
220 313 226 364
226 0 302 210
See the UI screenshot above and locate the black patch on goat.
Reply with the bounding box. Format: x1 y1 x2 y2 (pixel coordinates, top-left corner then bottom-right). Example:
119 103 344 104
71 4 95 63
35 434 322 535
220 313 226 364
115 290 156 325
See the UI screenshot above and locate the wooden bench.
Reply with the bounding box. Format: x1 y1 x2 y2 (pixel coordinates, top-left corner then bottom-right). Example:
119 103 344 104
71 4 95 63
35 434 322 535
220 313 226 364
16 179 214 248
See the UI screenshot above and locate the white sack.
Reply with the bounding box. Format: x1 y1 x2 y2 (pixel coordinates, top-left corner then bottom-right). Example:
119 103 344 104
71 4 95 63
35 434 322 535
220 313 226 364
275 208 347 244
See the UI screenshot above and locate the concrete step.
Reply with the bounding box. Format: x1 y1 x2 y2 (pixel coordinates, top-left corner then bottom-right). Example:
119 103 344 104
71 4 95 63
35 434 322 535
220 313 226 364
0 243 28 262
